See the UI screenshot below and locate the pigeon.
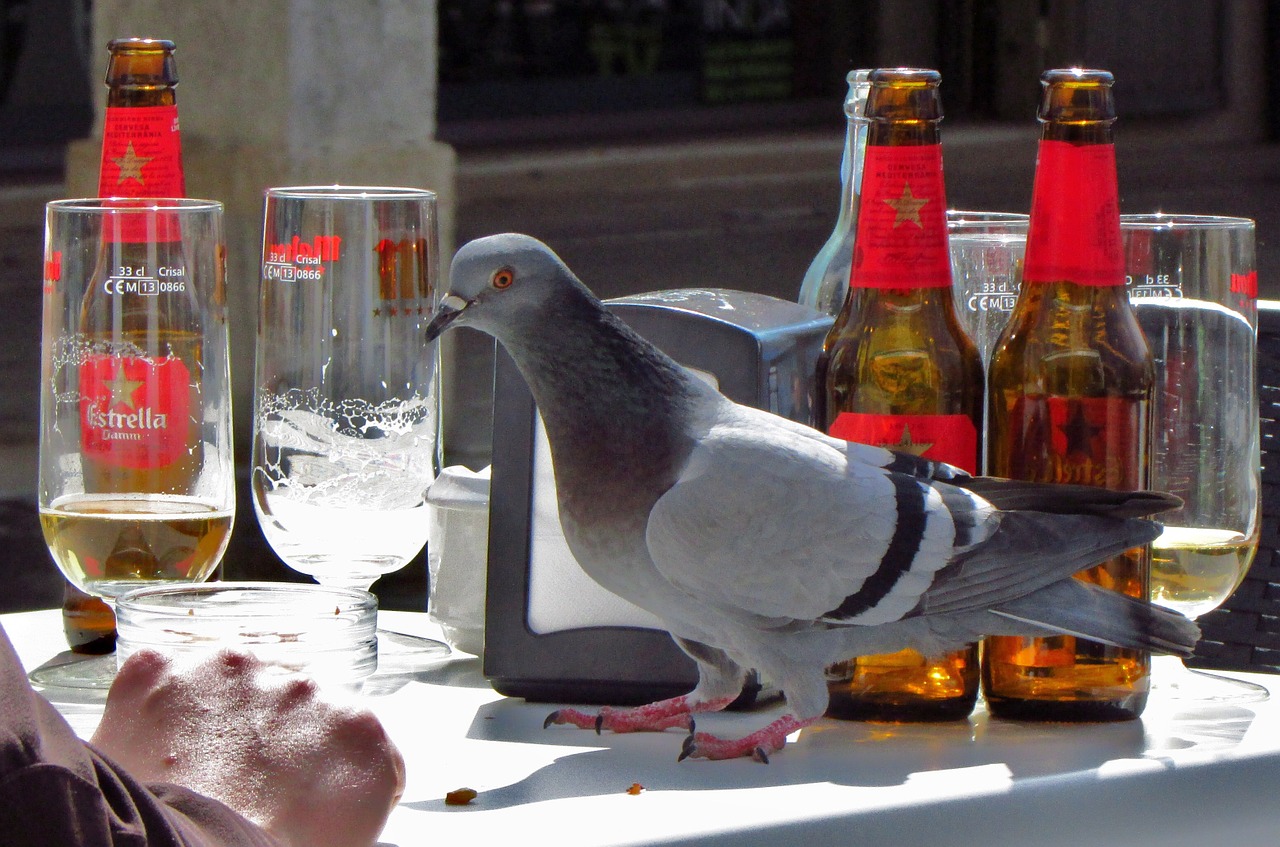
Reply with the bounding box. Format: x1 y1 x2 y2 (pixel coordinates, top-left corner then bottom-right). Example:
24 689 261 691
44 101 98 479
425 232 1200 762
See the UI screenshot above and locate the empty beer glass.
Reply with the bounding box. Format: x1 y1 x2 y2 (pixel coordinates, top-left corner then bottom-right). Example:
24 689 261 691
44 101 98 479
948 210 1028 367
252 186 448 662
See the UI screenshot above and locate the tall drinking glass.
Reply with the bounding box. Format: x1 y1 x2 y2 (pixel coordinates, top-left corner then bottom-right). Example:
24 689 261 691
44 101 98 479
36 198 234 688
252 186 448 661
1124 213 1263 701
947 210 1029 368
948 210 1028 473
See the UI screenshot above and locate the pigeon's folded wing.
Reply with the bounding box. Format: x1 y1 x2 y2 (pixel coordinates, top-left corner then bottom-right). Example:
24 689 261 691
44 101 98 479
645 404 997 626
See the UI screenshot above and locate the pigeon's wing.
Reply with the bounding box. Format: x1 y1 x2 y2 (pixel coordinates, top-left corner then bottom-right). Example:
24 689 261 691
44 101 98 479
645 403 998 626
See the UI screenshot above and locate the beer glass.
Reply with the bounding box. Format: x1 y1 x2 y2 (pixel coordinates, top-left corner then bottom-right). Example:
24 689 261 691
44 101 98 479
1124 213 1263 701
948 210 1028 473
252 186 447 661
36 198 234 688
947 210 1029 367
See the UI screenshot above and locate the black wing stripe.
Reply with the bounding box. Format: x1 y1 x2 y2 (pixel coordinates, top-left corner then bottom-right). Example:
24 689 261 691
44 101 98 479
823 474 928 621
883 450 971 482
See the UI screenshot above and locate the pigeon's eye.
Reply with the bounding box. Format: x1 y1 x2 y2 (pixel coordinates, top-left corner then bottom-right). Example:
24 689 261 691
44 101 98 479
491 268 515 290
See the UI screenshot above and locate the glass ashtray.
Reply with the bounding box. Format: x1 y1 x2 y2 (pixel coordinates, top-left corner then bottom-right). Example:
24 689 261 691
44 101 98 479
115 582 378 690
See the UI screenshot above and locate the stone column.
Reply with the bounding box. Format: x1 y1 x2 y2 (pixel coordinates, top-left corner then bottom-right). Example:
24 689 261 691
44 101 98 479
65 0 456 463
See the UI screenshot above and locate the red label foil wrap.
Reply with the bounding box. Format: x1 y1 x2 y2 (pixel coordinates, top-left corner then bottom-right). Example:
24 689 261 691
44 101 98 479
79 354 191 469
828 412 978 474
850 144 952 290
1022 141 1124 288
1231 270 1258 299
98 105 185 243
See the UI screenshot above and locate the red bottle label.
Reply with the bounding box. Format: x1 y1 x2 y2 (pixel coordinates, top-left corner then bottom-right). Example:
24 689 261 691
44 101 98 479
99 105 185 243
828 412 977 473
850 144 952 290
1231 270 1258 299
1001 395 1144 489
79 354 191 469
1022 141 1124 287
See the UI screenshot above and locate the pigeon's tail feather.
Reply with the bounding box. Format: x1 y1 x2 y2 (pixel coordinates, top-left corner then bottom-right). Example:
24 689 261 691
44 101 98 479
992 579 1201 658
925 512 1162 615
957 477 1181 519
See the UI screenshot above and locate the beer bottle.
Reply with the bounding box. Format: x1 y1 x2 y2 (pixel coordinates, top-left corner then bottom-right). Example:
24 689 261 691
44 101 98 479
821 68 983 722
81 36 197 494
62 582 116 654
63 38 193 650
982 69 1154 722
798 69 871 318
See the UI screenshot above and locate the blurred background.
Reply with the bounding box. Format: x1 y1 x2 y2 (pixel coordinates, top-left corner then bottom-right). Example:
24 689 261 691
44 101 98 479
2 0 1278 612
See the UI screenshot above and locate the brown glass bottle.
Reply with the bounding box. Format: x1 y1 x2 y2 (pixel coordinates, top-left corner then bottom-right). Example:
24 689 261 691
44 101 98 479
62 582 117 654
820 69 983 722
64 38 191 650
81 36 197 495
982 69 1154 722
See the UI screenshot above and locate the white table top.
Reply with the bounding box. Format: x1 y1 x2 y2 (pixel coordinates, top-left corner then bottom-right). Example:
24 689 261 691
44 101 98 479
6 607 1280 847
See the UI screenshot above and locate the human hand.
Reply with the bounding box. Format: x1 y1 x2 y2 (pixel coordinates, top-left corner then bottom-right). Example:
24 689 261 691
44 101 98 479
92 650 405 847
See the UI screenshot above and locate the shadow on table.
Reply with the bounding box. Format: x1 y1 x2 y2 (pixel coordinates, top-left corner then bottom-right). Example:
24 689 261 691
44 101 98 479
364 654 491 696
403 693 1260 815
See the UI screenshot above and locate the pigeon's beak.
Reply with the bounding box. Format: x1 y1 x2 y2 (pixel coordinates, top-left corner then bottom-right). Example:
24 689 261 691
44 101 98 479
425 293 472 343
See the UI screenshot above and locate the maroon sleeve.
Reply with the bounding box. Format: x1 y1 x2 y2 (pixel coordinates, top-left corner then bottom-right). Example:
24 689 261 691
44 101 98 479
0 622 280 847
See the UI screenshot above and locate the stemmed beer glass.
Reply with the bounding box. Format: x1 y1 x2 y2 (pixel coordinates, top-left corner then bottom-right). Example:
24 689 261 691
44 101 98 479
1125 214 1264 701
251 186 447 661
36 198 235 688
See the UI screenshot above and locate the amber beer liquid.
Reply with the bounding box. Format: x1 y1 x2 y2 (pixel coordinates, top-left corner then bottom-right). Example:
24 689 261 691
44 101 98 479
820 69 983 722
42 495 231 600
52 38 218 616
983 69 1154 721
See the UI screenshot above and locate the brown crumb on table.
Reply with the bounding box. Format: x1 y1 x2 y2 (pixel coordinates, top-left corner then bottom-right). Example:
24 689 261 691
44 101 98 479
445 787 478 806
626 783 644 796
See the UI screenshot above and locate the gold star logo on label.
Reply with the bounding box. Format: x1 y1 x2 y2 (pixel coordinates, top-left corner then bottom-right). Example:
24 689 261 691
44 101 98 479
884 183 928 228
113 142 153 186
103 363 144 410
885 424 933 456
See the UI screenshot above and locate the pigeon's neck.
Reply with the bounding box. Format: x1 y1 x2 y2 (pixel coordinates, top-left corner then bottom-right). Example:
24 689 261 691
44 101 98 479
501 288 700 519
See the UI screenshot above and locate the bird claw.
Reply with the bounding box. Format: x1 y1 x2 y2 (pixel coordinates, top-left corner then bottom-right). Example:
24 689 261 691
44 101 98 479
677 729 779 763
545 702 698 735
677 730 697 763
676 714 812 762
543 708 603 732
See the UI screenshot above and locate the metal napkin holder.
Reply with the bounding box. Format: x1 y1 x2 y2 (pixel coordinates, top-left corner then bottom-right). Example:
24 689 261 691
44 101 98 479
484 288 832 704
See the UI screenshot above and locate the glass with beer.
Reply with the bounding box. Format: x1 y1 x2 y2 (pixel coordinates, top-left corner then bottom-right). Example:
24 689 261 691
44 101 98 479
35 198 234 688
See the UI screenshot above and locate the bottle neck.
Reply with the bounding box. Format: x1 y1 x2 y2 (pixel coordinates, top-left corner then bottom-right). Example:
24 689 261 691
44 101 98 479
846 129 951 293
835 100 868 229
99 45 185 204
1021 131 1124 288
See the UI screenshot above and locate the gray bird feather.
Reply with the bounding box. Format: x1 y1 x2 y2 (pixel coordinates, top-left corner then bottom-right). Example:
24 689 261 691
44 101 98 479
426 232 1200 757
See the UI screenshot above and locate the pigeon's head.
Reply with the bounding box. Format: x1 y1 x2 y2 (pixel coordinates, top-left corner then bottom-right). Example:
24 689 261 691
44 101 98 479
425 233 585 343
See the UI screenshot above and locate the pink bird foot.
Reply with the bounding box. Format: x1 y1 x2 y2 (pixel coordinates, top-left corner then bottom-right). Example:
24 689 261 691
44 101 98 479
544 694 737 734
678 714 816 763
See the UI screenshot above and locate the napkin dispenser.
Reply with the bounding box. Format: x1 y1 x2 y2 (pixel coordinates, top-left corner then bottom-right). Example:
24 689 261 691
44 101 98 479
484 288 833 704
